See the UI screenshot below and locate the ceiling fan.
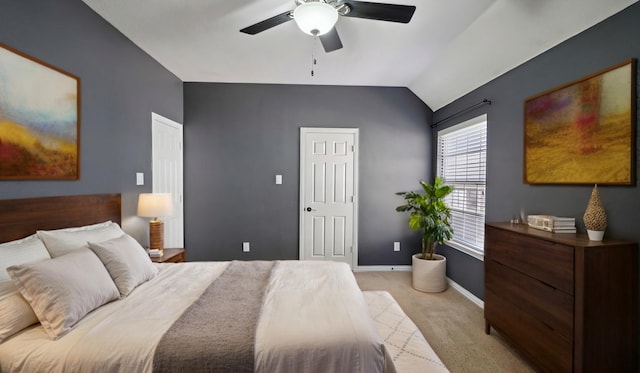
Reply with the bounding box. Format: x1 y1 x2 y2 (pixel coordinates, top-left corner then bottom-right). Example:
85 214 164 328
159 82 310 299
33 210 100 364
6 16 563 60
240 0 416 53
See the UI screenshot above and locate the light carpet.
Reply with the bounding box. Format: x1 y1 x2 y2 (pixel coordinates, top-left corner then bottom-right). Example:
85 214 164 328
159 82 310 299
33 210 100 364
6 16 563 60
354 271 536 373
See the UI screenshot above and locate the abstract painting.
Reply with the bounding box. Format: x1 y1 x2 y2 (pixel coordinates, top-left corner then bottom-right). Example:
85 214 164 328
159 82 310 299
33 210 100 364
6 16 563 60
0 43 80 179
524 59 636 184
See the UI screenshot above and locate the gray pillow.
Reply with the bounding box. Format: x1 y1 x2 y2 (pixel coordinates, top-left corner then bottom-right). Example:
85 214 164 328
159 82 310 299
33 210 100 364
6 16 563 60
89 234 158 296
37 221 124 257
7 249 120 340
0 234 51 342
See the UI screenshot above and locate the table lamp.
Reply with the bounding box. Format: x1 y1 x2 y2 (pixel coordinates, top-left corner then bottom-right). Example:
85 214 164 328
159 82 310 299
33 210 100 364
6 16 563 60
137 193 174 254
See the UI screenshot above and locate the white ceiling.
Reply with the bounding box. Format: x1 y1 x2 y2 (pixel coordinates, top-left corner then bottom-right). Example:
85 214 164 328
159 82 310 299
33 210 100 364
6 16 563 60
82 0 637 111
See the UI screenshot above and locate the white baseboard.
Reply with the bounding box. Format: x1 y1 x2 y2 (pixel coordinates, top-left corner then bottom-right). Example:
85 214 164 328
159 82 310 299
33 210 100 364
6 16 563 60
355 265 484 308
447 277 484 309
354 265 412 272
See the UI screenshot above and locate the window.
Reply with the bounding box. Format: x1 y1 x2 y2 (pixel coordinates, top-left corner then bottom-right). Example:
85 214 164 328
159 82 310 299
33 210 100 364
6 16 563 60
437 114 487 260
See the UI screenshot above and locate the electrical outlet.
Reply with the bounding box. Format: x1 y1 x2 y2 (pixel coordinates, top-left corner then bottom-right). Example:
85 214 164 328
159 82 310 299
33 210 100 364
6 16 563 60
242 242 250 252
394 242 400 252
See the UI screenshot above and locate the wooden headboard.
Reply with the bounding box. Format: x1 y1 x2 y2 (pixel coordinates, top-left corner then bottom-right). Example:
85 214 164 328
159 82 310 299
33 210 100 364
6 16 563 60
0 194 121 243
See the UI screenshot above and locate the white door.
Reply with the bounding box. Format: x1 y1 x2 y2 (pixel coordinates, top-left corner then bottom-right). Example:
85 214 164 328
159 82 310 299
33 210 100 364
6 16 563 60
299 127 358 268
152 112 184 248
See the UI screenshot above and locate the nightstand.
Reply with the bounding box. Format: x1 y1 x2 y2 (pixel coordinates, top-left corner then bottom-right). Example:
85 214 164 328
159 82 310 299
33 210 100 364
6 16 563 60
151 248 186 263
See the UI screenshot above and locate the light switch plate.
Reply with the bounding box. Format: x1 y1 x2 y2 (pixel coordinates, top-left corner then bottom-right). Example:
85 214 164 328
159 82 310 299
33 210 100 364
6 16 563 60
242 242 250 252
275 174 282 185
394 242 401 252
136 172 144 186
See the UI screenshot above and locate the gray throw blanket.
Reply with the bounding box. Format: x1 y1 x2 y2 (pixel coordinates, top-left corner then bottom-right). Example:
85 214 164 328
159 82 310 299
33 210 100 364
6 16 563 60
153 260 276 373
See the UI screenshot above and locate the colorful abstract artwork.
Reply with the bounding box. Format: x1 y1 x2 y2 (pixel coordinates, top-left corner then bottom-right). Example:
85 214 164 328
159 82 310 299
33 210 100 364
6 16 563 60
524 59 636 184
0 43 80 179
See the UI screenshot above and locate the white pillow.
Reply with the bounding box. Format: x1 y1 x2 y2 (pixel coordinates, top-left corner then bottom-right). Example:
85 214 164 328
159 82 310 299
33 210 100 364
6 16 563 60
7 249 120 340
89 234 158 296
37 221 124 257
0 235 51 342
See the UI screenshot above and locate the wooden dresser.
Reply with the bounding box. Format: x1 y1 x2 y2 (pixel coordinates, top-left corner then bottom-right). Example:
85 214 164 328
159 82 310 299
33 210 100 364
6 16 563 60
484 222 638 372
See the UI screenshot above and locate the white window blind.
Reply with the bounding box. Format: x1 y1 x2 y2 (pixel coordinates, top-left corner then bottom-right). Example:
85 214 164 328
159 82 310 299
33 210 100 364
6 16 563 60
437 115 487 259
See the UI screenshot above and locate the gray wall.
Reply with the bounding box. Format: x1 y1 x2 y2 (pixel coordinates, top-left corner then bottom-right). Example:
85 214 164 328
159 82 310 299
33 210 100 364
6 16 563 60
4 0 637 302
433 2 640 298
0 0 183 243
184 84 432 263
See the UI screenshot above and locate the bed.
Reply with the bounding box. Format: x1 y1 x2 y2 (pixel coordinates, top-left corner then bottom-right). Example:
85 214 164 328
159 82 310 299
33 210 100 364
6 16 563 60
0 194 448 373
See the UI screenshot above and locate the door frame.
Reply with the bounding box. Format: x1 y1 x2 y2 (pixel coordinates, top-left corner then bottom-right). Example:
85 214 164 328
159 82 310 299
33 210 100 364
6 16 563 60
298 127 359 268
151 112 184 248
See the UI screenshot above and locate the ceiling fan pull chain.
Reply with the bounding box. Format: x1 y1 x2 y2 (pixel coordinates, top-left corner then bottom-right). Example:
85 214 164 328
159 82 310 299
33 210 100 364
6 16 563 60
311 35 318 77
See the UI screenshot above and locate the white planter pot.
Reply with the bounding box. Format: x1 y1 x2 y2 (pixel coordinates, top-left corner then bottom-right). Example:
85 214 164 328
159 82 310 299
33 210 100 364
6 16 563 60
587 229 605 241
412 253 447 293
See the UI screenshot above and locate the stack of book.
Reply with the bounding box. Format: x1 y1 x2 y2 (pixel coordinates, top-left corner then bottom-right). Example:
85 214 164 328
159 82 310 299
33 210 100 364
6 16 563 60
148 249 163 258
527 215 576 233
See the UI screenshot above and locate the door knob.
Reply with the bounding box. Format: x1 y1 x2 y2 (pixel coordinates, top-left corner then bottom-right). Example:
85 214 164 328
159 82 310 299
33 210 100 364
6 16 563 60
305 207 315 212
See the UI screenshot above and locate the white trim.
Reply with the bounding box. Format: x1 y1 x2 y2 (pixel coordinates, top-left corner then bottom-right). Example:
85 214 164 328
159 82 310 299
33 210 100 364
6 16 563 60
437 113 487 136
299 127 360 269
445 241 485 261
152 112 182 130
354 265 412 272
354 266 484 308
447 277 484 308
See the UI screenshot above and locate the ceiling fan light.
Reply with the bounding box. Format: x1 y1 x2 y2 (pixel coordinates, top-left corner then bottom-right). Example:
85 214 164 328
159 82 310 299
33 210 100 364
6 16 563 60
293 2 338 36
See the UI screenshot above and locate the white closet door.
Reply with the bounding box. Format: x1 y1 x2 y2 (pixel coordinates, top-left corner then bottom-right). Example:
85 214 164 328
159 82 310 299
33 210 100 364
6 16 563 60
152 112 184 248
299 127 359 269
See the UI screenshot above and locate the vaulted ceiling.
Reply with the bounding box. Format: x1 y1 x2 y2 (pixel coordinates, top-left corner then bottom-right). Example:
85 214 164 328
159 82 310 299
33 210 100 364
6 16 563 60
82 0 637 110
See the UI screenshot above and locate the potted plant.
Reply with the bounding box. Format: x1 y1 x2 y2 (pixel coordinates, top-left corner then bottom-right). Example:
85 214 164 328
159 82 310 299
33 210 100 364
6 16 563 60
396 176 454 292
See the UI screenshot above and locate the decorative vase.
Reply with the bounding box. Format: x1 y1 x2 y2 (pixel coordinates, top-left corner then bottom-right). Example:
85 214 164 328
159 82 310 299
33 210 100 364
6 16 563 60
412 253 447 293
587 230 605 241
583 184 607 241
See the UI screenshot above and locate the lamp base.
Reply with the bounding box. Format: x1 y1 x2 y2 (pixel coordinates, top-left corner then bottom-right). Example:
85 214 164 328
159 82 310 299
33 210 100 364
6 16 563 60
149 220 164 251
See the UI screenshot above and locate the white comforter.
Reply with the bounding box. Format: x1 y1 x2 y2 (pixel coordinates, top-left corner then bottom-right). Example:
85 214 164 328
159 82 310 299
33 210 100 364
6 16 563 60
0 261 392 373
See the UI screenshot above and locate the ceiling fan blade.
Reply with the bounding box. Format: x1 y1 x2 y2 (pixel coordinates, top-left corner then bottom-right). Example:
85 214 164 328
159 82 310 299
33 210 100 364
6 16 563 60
342 1 416 23
319 28 343 53
240 10 293 35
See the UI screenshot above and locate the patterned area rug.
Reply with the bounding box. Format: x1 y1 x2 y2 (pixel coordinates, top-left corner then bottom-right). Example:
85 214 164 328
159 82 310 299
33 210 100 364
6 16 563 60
364 291 450 373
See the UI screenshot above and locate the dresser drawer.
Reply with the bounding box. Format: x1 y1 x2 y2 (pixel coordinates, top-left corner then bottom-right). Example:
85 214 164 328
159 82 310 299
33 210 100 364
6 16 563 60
486 226 574 294
485 289 572 373
486 259 573 340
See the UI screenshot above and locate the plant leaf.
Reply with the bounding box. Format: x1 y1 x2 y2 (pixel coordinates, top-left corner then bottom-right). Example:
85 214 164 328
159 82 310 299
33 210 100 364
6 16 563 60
395 177 455 255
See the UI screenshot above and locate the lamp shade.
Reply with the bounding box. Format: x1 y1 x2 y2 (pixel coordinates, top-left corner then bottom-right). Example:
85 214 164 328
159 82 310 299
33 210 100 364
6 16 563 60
137 193 174 218
293 2 338 36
